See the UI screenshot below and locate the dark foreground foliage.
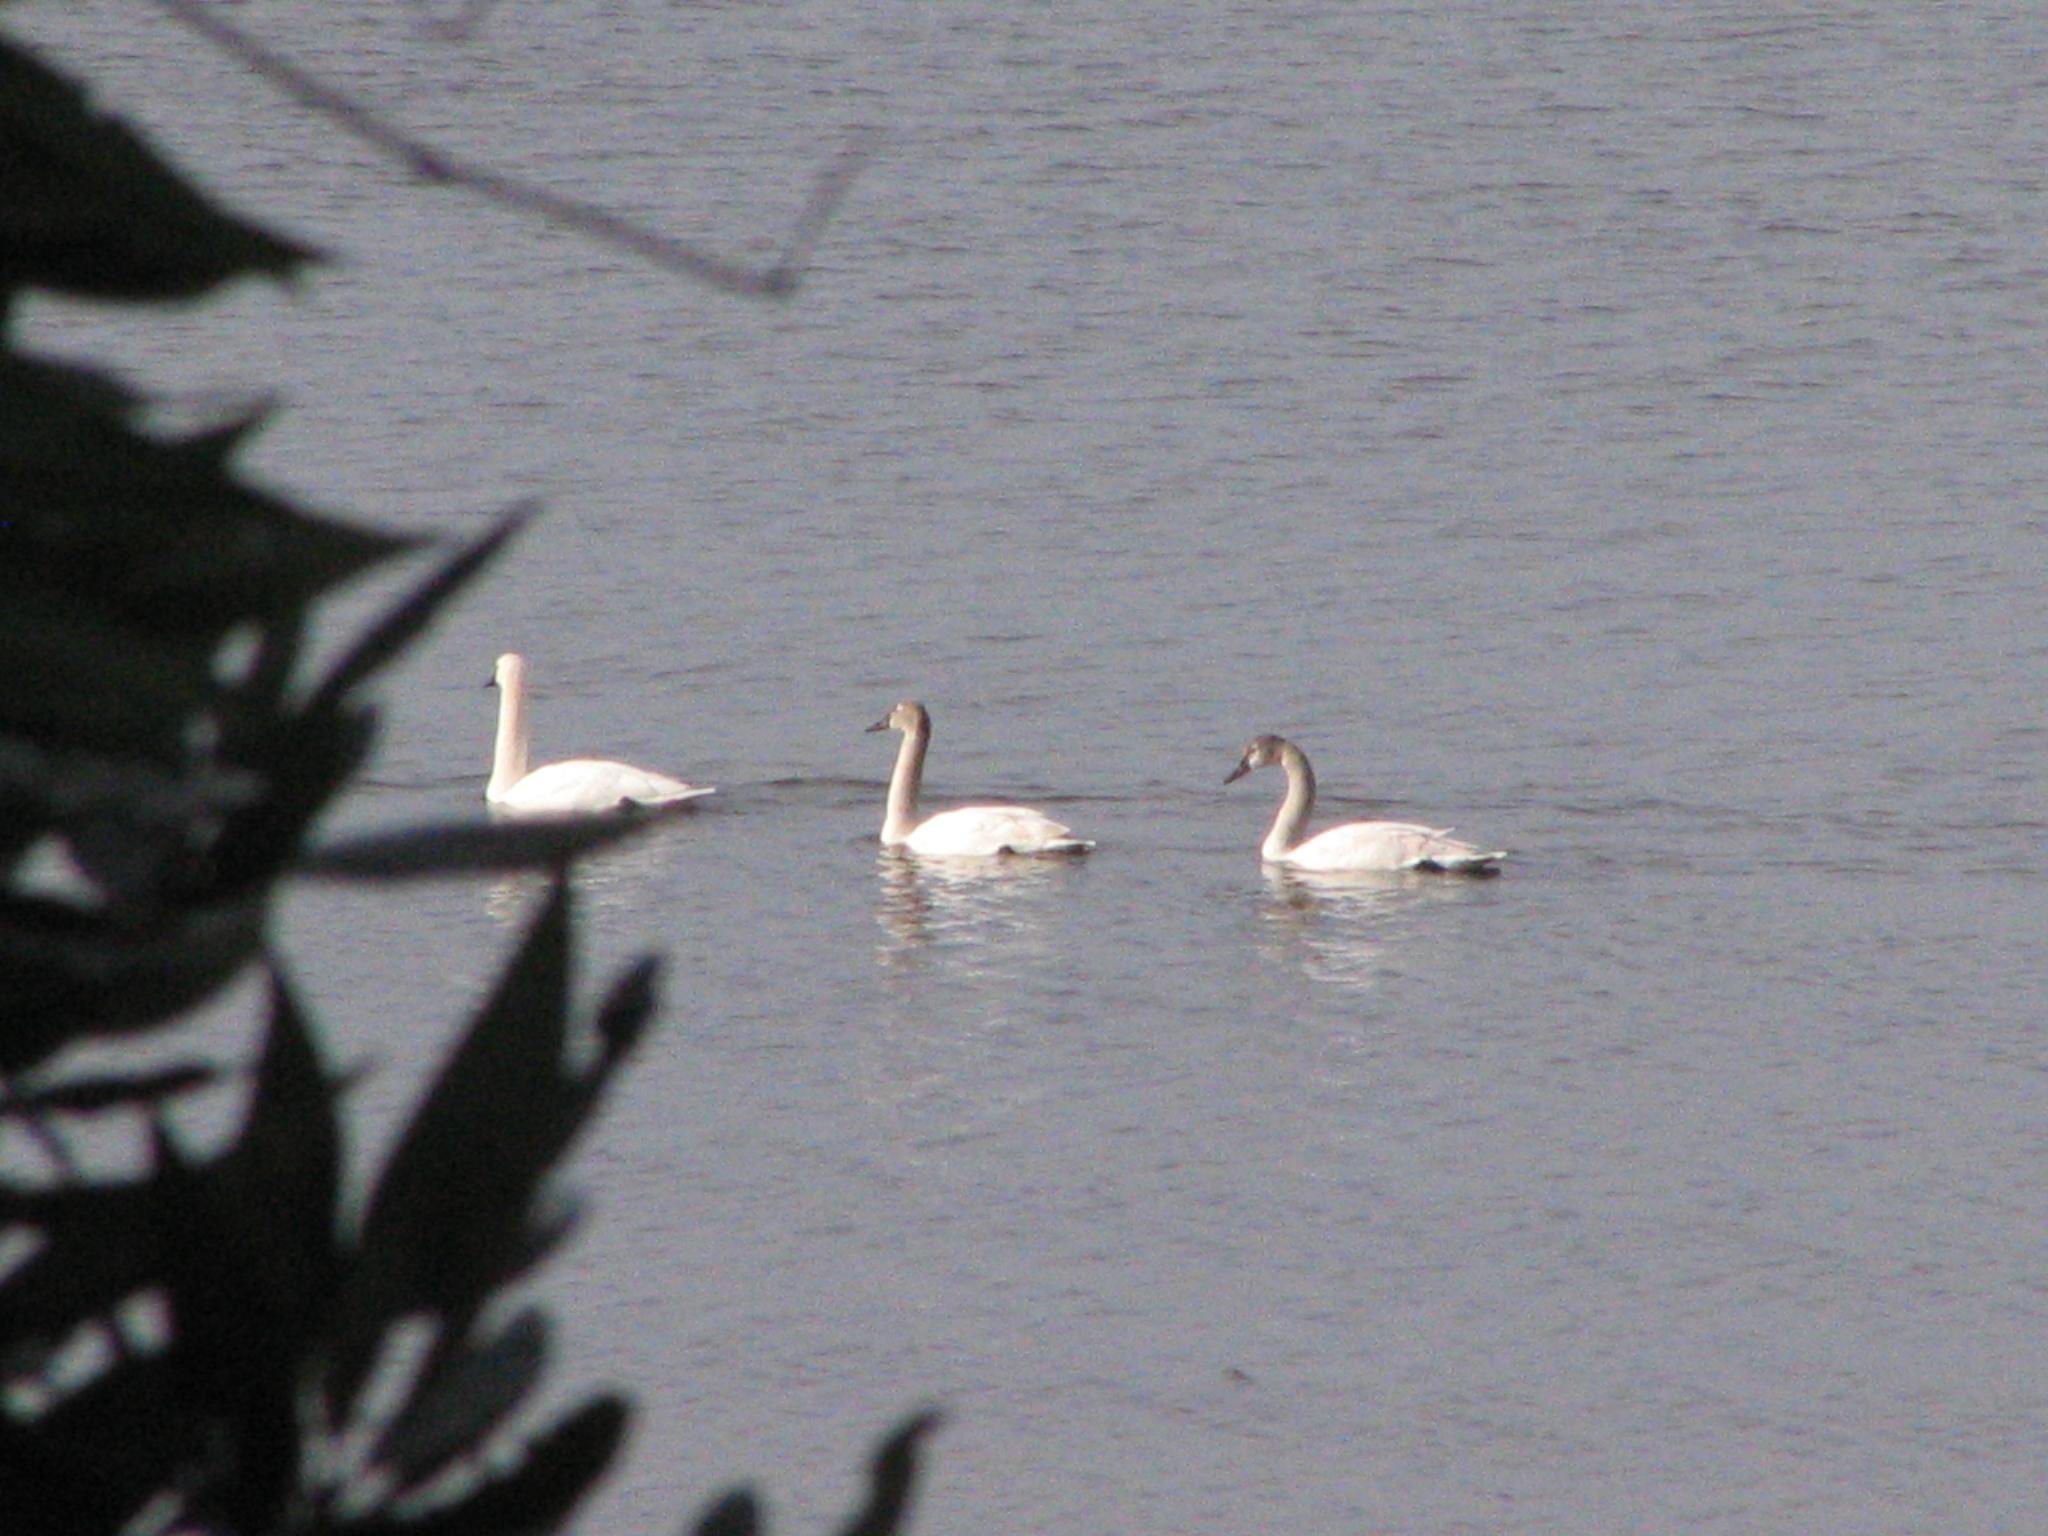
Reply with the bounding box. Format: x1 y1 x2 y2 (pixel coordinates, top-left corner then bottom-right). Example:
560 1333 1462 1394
1 31 932 1536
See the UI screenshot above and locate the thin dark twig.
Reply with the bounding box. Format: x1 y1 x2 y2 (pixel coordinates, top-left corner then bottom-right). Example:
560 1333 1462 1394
413 0 507 44
769 126 879 294
152 0 868 297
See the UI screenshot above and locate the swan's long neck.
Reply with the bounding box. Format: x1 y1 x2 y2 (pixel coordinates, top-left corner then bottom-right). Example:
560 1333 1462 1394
1263 741 1316 860
881 716 929 844
488 666 530 799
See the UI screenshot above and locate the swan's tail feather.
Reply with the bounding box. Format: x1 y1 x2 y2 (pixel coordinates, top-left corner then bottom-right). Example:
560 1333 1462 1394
1007 837 1094 856
1405 827 1506 873
624 786 715 810
1424 847 1506 874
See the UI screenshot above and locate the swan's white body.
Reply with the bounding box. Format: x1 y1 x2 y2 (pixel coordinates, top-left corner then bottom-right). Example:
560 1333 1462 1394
868 701 1091 857
1226 734 1502 874
486 653 714 814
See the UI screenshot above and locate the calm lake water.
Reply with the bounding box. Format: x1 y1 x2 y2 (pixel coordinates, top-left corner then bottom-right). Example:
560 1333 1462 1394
14 2 2047 1531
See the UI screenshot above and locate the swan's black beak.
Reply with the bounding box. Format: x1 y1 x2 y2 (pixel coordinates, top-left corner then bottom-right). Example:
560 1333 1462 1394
865 716 892 733
1224 756 1252 785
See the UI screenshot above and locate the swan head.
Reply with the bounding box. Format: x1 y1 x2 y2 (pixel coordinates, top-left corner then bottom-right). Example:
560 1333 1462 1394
491 652 528 690
1225 733 1287 784
867 700 929 736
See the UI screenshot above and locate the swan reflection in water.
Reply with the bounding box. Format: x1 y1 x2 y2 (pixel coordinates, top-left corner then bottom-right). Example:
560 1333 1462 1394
482 812 699 926
874 846 1075 964
1254 864 1493 994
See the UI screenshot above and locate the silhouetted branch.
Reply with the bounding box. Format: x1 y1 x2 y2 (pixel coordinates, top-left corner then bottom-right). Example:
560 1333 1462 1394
412 0 508 44
151 0 869 297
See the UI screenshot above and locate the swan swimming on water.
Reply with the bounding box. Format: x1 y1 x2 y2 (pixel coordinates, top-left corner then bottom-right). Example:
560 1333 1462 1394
867 701 1092 857
485 652 714 813
1225 734 1503 873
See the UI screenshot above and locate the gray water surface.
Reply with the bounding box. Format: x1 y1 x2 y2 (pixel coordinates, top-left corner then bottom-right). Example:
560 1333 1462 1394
13 2 2047 1531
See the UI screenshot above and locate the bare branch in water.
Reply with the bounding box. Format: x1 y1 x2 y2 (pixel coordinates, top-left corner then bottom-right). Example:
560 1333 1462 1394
152 0 870 297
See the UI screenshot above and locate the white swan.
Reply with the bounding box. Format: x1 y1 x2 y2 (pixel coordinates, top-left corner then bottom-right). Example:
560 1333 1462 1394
485 652 714 813
867 701 1092 857
1225 734 1503 873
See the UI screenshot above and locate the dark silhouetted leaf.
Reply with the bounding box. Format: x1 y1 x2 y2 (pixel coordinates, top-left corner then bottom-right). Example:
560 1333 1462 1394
836 1411 944 1536
0 1061 215 1116
593 955 661 1060
0 346 142 416
492 1188 585 1284
0 1177 160 1339
0 354 410 632
341 876 567 1337
330 878 655 1408
0 38 316 299
131 973 343 1532
299 811 673 880
345 1394 628 1536
218 968 343 1344
0 567 222 764
371 1308 550 1496
0 890 265 1069
0 1355 193 1536
145 1122 299 1527
689 1488 762 1536
205 700 376 894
